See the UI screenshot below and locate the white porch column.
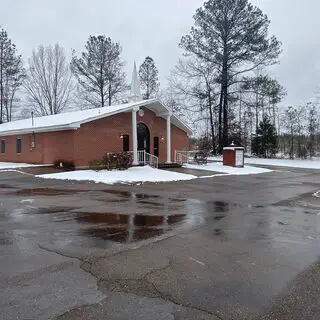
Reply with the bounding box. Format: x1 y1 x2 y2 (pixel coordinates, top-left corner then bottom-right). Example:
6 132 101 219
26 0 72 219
132 108 138 165
166 113 172 163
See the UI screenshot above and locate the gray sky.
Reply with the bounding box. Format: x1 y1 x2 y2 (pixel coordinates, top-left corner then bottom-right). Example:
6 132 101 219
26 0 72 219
1 0 320 107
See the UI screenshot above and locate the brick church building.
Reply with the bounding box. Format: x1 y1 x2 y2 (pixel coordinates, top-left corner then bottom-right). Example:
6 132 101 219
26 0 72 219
0 65 191 168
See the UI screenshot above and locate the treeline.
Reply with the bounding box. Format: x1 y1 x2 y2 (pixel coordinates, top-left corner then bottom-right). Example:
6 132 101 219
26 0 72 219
0 31 160 122
2 0 318 160
165 0 320 159
278 103 320 159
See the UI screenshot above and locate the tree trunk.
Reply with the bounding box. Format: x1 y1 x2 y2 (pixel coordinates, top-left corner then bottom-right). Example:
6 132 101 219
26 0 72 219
108 83 112 106
101 85 104 108
255 93 259 133
218 86 223 151
0 43 3 123
207 86 216 154
291 128 294 160
221 43 229 147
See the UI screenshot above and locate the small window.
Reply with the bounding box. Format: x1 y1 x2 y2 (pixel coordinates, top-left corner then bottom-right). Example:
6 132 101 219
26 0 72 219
1 140 5 154
123 135 129 152
16 138 22 154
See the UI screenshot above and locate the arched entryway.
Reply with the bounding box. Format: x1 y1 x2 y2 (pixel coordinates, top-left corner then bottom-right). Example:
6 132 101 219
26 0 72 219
137 123 150 154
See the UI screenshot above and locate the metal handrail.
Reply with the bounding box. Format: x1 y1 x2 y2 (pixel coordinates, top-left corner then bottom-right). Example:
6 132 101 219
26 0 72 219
145 152 159 168
175 150 191 164
129 150 159 168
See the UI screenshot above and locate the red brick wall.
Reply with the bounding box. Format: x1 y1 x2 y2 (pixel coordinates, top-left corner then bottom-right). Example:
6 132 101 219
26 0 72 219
0 131 75 164
0 109 189 166
42 131 75 164
0 133 43 164
73 108 189 166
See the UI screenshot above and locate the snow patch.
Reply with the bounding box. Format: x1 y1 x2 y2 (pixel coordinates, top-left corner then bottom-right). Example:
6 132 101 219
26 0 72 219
246 158 320 169
0 162 46 170
185 162 271 175
36 166 197 185
209 156 320 169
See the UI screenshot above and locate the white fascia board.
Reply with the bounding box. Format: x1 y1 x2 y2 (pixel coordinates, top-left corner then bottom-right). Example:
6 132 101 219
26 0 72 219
0 124 79 136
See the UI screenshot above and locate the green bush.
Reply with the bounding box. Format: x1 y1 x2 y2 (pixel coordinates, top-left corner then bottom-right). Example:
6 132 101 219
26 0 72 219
88 160 105 171
89 152 133 171
103 152 133 170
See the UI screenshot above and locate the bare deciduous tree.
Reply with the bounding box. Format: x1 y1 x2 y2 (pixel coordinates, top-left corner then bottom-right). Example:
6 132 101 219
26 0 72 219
24 44 73 116
169 57 219 153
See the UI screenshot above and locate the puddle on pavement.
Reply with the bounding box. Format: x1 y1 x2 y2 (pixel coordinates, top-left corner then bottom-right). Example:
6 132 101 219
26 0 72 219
99 190 161 204
137 200 163 207
0 234 13 245
168 198 187 202
12 188 87 196
102 190 159 198
76 212 130 224
69 211 188 243
74 211 187 243
80 226 165 243
0 184 15 189
207 201 230 212
214 214 226 221
206 201 230 221
31 207 75 215
101 190 131 198
17 196 245 245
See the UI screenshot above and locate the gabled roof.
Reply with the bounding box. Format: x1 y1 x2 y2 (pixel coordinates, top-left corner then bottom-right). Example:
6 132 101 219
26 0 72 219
0 99 192 136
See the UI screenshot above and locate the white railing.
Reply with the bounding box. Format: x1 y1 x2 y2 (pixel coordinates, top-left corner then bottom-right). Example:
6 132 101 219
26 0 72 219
145 152 159 168
175 150 192 164
132 150 159 168
175 150 208 165
137 150 145 164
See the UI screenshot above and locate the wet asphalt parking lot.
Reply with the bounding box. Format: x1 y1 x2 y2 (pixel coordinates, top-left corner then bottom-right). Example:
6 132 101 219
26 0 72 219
0 165 319 320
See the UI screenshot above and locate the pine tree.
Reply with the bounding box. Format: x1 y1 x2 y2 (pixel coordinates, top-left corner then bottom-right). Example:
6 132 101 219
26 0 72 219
72 35 127 108
252 116 277 158
139 57 160 99
180 0 281 148
0 28 25 123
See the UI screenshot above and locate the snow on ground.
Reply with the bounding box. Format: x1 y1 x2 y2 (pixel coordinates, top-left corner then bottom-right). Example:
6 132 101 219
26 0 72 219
37 166 197 185
245 158 320 169
185 162 271 175
208 156 320 169
0 162 44 170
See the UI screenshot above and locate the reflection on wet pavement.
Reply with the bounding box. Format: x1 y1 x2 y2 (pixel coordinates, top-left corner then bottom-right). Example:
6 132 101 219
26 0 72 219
0 233 13 245
75 212 187 243
0 184 15 189
3 186 319 249
12 188 86 196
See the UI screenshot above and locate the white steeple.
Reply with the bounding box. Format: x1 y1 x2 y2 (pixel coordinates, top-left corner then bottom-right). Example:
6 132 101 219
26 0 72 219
129 61 142 102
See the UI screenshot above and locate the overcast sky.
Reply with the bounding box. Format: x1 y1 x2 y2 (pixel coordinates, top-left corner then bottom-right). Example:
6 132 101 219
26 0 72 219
1 0 320 107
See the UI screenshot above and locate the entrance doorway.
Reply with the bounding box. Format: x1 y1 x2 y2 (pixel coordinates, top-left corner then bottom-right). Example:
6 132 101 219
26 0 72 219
137 123 150 154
